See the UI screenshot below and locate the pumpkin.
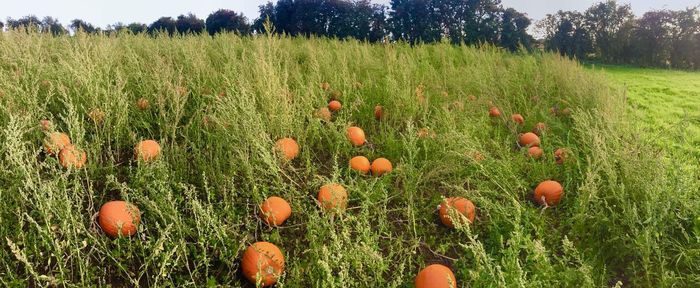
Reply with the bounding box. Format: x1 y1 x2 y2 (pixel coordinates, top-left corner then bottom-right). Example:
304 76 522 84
527 146 543 159
346 127 366 146
488 107 501 117
135 140 161 162
318 183 348 211
259 196 292 226
374 105 383 120
554 148 567 165
349 156 371 174
43 132 71 155
438 197 476 228
98 201 141 237
468 95 477 101
353 81 363 89
320 82 330 91
534 180 564 206
328 100 342 112
40 119 51 131
315 107 332 122
136 98 150 110
518 132 540 147
511 114 524 125
274 138 299 161
441 91 449 97
370 158 393 176
88 108 105 124
532 122 546 135
59 145 87 169
561 108 572 116
241 242 285 287
549 107 558 115
415 264 457 288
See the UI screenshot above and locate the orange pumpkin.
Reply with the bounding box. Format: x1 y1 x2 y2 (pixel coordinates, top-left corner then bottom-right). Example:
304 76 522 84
488 107 501 117
136 98 150 110
527 146 543 159
274 138 299 161
98 201 141 237
135 140 161 162
320 82 330 91
374 105 383 120
315 107 332 122
511 114 524 125
328 100 342 112
40 119 51 131
554 148 567 165
370 158 393 176
318 184 348 211
349 156 371 174
259 196 292 226
532 122 546 135
518 132 540 147
44 132 71 155
534 180 564 206
241 242 285 287
346 126 366 146
415 264 457 288
438 197 476 228
59 145 87 169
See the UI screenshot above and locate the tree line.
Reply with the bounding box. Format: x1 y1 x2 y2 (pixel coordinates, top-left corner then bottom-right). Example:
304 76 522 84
537 1 700 69
2 1 698 69
1 0 534 52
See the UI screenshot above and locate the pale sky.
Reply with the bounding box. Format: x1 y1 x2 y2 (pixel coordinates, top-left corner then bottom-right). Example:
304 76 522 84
2 0 698 28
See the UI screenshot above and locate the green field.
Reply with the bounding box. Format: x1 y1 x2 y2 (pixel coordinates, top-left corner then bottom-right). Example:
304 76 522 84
593 65 700 158
0 33 699 287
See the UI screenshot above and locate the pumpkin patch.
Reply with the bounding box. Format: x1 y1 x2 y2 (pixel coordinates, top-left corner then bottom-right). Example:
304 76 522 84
370 158 393 176
349 156 371 174
328 100 342 112
518 132 540 147
346 126 366 146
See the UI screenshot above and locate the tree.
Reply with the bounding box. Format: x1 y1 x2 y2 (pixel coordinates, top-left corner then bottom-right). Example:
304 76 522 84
253 2 277 34
42 17 67 35
0 21 4 30
176 13 205 34
668 8 699 69
633 10 673 67
584 1 634 61
148 17 177 36
126 23 147 34
70 19 97 34
540 11 592 59
389 0 442 44
6 16 43 32
500 8 533 51
205 9 250 35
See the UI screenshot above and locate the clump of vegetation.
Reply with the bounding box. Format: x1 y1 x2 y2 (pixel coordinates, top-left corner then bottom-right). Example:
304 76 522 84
0 31 697 287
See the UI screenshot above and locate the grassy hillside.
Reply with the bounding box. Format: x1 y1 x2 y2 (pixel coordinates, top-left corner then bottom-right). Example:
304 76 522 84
593 65 700 159
0 32 698 287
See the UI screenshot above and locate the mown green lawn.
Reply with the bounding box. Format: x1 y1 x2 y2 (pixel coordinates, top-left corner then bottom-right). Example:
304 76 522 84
593 65 700 158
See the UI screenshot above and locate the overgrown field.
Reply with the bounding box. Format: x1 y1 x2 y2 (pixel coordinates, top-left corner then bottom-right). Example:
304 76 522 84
593 65 700 159
0 32 699 287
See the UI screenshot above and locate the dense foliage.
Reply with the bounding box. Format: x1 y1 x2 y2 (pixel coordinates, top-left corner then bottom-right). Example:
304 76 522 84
538 1 700 69
0 31 698 287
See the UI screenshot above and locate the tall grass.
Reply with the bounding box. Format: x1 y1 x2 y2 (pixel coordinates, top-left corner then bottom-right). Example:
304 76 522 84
0 31 698 287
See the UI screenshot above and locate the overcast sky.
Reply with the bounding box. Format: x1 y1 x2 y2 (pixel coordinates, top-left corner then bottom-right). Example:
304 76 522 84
2 0 698 28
